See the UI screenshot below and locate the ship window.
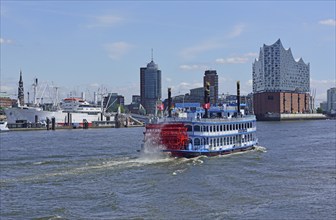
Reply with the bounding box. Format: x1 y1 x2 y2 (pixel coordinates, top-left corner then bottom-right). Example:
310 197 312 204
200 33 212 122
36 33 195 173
186 125 192 132
220 125 223 132
210 126 213 132
230 124 232 130
194 125 200 132
194 138 200 146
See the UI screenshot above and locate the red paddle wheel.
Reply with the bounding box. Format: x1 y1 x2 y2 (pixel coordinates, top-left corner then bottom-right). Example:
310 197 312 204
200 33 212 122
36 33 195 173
145 123 189 150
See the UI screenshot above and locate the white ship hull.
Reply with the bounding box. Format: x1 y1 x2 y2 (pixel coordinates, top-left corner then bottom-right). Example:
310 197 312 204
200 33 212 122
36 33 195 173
4 107 105 125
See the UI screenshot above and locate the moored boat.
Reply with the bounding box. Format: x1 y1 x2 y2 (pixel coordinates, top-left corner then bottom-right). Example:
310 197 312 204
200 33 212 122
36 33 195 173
4 97 107 127
0 121 9 132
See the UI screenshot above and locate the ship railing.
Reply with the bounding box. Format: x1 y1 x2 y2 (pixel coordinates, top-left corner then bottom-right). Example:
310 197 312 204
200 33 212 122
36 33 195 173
192 127 256 137
157 115 256 123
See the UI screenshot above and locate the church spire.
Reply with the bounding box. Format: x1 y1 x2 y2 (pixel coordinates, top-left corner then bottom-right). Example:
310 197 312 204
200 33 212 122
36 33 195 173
18 70 24 106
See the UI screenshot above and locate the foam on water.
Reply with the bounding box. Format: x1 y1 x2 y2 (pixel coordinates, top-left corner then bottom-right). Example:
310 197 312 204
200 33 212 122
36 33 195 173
253 145 267 152
1 155 182 185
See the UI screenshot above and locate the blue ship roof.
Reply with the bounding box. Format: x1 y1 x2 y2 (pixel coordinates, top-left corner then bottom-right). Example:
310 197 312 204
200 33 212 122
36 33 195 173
175 103 200 108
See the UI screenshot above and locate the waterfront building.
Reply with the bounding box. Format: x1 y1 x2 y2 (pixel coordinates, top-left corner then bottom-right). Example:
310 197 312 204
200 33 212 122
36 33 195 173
18 70 24 106
327 87 336 114
203 70 218 105
103 93 124 112
189 87 204 103
252 39 310 120
132 95 141 104
140 57 162 115
0 96 15 108
319 101 328 113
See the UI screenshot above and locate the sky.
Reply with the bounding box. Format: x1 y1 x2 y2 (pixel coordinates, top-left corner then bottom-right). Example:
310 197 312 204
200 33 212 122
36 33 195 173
1 1 335 105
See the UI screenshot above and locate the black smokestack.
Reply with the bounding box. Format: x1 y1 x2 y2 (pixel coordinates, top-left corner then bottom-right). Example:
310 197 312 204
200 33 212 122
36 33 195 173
203 82 210 118
237 81 240 115
168 88 172 117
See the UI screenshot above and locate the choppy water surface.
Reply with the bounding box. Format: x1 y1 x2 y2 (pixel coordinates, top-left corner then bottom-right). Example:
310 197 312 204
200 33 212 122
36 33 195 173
1 120 335 219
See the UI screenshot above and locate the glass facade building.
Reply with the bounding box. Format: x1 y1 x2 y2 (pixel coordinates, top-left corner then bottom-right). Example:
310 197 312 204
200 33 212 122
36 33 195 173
252 40 311 119
327 87 336 113
140 60 162 115
253 39 310 93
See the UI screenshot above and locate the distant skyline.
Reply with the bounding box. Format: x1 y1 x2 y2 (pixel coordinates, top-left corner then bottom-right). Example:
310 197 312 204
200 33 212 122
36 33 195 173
1 1 335 105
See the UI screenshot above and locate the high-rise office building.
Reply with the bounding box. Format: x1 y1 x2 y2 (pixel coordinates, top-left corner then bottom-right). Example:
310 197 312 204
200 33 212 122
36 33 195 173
140 58 162 115
203 70 218 105
327 87 336 114
252 39 310 120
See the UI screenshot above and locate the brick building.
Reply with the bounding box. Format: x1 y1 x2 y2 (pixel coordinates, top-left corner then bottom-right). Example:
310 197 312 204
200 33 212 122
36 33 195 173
253 92 310 115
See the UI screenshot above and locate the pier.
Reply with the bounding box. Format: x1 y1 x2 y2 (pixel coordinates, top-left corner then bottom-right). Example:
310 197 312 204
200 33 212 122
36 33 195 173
259 113 328 121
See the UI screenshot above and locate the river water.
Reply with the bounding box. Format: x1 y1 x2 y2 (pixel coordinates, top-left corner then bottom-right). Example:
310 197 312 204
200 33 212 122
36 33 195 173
0 120 335 219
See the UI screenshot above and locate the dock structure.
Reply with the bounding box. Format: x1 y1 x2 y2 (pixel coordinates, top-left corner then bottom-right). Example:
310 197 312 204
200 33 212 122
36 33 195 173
262 113 327 121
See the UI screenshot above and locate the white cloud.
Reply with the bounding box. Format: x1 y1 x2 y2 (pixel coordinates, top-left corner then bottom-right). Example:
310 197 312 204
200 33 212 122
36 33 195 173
180 41 224 60
244 52 258 57
216 52 258 64
87 15 123 28
89 83 100 88
104 41 133 60
216 57 249 64
319 19 336 26
179 24 246 60
228 24 245 38
179 64 208 71
0 38 14 45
